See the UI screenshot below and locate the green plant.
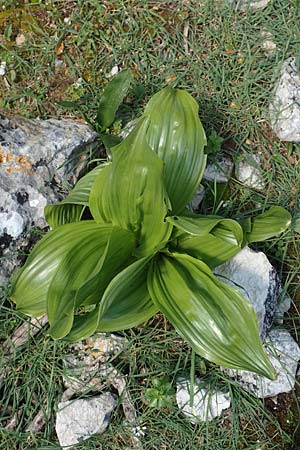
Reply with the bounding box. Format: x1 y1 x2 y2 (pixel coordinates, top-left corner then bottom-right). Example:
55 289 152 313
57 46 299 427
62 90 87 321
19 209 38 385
10 86 292 380
59 69 133 152
205 130 224 156
144 376 175 409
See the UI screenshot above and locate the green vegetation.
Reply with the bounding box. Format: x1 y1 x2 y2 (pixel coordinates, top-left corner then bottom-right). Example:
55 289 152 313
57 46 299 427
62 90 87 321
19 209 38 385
1 1 300 449
10 85 292 380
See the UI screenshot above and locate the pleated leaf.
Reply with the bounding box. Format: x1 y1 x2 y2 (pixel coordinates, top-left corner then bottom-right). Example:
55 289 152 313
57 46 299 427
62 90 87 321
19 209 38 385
97 256 157 331
143 87 207 213
97 69 133 131
89 119 171 257
168 215 243 268
47 226 134 339
245 206 292 244
65 257 156 342
45 163 110 228
10 222 129 317
147 252 276 379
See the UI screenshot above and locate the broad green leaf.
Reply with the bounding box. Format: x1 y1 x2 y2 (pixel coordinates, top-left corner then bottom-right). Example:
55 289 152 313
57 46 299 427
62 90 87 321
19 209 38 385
45 163 110 228
63 305 101 343
96 69 133 131
245 206 292 244
147 252 276 379
47 226 134 339
100 133 122 152
89 119 172 257
142 87 207 213
74 229 135 307
65 257 156 342
97 256 157 331
10 222 126 317
45 203 84 229
168 215 243 268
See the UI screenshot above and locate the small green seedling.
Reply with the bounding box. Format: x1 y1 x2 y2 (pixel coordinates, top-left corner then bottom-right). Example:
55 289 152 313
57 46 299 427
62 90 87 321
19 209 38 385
144 376 175 409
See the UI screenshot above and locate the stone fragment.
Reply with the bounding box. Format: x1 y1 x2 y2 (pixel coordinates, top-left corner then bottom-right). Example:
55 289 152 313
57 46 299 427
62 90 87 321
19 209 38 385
223 329 300 397
0 115 97 286
0 61 6 76
227 0 270 10
260 31 276 57
203 156 234 183
235 154 265 189
176 377 231 422
269 58 300 142
214 246 282 339
55 393 117 448
190 184 205 211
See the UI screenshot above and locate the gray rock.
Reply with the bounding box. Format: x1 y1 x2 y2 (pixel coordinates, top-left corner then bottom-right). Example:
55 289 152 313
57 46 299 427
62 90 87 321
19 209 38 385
214 246 282 339
227 0 270 10
0 115 97 286
235 154 265 189
63 333 128 391
203 156 234 183
55 393 117 448
223 329 300 397
176 377 231 422
269 58 300 142
190 184 205 211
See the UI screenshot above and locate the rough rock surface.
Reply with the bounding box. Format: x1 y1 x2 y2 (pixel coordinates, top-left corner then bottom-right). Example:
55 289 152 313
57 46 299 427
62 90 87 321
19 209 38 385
176 377 231 422
63 333 128 391
55 393 116 448
223 329 300 398
269 58 300 142
235 154 265 189
203 156 233 183
227 0 270 10
0 115 97 286
214 246 286 339
190 184 205 211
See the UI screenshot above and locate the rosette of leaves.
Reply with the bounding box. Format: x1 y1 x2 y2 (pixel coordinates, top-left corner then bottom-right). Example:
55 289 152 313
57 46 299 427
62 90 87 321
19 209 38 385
10 85 292 380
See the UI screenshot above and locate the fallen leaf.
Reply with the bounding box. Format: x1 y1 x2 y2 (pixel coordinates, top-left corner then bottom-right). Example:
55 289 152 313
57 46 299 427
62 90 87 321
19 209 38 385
56 42 64 56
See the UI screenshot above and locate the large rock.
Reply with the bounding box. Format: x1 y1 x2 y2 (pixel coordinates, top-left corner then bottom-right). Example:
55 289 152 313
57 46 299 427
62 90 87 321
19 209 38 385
55 393 116 448
223 329 300 398
269 58 300 142
214 246 288 339
176 377 230 422
227 0 270 10
0 115 97 286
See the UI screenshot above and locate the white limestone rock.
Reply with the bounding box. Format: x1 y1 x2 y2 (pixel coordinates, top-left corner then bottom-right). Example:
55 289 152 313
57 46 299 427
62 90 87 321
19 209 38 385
224 329 300 398
214 246 282 339
0 115 97 286
55 393 116 448
269 58 300 142
203 156 234 183
0 211 24 239
235 154 265 189
176 378 231 422
227 0 270 10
